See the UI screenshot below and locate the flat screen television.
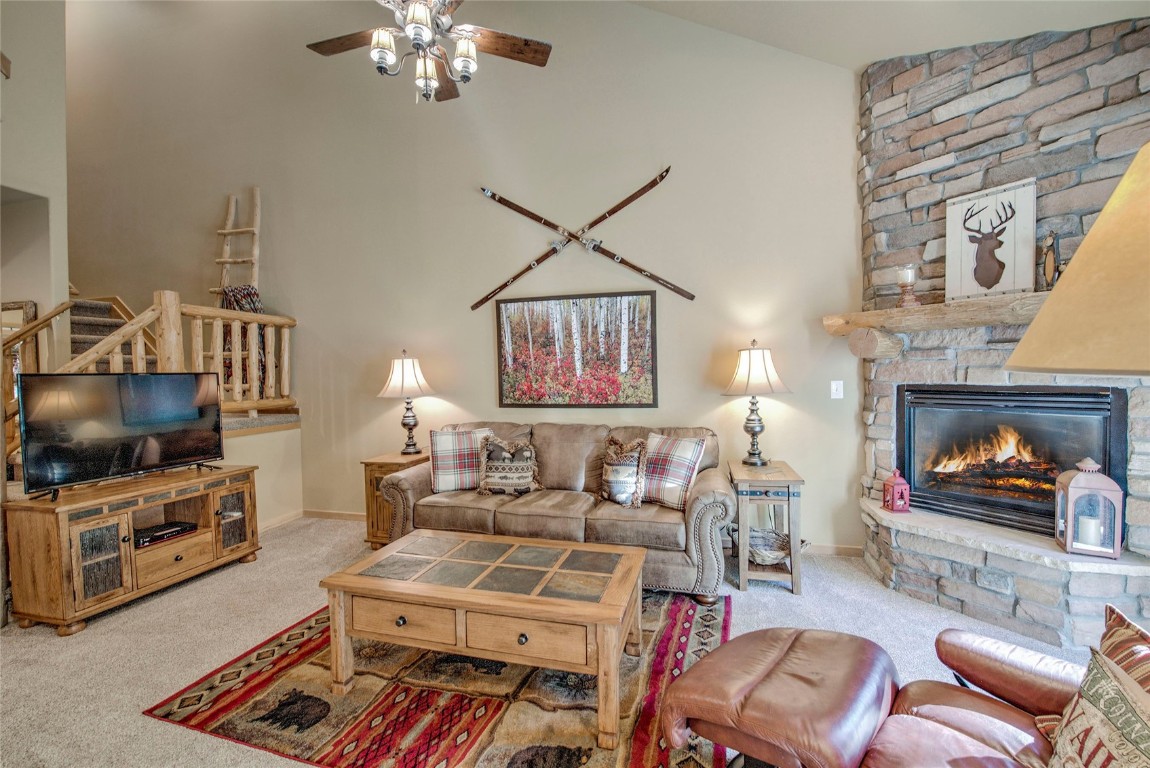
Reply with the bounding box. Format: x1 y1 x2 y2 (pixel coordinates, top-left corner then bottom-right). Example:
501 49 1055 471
17 372 224 495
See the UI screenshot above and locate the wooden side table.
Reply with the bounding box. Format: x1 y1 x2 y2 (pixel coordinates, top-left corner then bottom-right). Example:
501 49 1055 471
363 451 430 549
728 460 805 594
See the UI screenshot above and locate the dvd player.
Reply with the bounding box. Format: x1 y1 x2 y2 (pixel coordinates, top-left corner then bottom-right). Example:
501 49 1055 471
134 521 198 548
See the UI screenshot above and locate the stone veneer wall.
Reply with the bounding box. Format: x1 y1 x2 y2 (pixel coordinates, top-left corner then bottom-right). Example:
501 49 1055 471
852 18 1150 642
858 17 1149 309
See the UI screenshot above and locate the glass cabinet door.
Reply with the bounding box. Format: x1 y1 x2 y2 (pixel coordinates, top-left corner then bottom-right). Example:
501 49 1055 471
69 514 133 610
214 486 253 556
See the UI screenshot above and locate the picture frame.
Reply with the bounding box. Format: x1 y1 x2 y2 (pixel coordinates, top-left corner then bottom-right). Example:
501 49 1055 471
944 178 1036 302
496 291 657 408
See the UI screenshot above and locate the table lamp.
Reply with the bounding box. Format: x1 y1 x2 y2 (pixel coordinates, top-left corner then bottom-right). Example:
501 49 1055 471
377 350 435 455
723 340 789 466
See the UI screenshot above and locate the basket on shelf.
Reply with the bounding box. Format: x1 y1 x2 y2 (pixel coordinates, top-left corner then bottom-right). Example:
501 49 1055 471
729 524 810 566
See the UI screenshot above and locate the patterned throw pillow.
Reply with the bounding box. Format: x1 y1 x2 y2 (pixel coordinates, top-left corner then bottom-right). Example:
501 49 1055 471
1036 604 1150 742
642 433 705 512
477 435 541 496
430 429 494 493
1047 650 1150 768
601 437 646 509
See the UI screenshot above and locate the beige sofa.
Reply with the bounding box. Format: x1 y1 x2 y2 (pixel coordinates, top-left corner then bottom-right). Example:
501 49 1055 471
380 421 737 602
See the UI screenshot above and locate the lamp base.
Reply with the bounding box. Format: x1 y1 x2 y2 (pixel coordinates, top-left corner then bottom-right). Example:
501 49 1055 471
400 399 421 455
741 396 769 468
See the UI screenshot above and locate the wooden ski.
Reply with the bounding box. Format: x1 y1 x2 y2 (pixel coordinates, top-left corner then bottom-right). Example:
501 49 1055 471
474 167 694 308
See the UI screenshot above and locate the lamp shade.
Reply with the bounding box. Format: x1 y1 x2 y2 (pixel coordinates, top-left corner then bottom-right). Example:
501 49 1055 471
1005 142 1150 376
28 389 83 421
377 351 435 399
723 342 789 397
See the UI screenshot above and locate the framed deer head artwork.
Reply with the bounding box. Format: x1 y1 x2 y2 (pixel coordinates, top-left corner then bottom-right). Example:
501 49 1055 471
944 178 1036 302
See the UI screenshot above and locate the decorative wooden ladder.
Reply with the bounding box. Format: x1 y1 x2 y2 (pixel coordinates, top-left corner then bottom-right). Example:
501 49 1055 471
210 187 261 299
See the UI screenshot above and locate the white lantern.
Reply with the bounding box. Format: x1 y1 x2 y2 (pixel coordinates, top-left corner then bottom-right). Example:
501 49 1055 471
1055 458 1123 559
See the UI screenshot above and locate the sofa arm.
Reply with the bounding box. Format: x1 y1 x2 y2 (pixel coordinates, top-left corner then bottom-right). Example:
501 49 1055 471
683 466 738 595
936 629 1085 716
380 463 434 541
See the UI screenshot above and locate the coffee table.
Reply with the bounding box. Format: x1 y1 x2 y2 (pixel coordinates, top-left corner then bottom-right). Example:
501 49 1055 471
320 529 645 749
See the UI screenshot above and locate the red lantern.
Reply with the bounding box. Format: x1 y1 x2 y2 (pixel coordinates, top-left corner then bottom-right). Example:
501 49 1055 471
883 469 911 513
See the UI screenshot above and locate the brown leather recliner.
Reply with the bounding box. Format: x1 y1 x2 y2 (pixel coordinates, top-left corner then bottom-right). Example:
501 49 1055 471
660 626 1085 768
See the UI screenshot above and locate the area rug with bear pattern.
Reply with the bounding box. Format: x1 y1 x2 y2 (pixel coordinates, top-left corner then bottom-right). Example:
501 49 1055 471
146 591 729 767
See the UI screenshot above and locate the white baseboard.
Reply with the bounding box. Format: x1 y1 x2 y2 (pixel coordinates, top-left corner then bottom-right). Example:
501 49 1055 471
303 509 366 523
807 544 863 557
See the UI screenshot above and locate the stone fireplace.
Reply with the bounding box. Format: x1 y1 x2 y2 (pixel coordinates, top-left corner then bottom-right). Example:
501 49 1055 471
845 19 1150 647
854 326 1149 648
898 384 1128 536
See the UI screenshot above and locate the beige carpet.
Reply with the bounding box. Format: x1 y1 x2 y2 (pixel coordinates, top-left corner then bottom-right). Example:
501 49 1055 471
1 517 1088 767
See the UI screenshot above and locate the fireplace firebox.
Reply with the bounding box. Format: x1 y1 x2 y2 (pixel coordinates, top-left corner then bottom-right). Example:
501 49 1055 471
897 385 1127 536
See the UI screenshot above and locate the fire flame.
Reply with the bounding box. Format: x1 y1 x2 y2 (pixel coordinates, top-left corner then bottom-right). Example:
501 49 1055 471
930 425 1037 473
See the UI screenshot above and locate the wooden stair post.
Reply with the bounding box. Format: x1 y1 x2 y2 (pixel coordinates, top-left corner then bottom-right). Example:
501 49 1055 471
154 290 185 372
211 187 261 298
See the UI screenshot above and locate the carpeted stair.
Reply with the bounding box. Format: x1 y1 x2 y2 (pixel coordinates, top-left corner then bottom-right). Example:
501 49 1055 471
70 299 156 372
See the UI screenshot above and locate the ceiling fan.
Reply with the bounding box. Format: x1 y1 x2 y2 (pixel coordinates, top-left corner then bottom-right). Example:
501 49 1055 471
306 0 552 103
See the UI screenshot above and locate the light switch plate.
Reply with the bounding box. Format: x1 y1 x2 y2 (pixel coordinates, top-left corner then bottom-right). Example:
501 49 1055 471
831 380 844 399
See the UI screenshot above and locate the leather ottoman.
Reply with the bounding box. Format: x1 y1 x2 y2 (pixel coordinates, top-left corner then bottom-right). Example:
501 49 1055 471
660 628 898 768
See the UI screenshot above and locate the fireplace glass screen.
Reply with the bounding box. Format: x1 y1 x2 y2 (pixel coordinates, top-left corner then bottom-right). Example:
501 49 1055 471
898 386 1127 536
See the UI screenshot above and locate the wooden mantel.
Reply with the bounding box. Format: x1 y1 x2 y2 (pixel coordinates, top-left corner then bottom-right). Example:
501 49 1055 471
822 292 1048 337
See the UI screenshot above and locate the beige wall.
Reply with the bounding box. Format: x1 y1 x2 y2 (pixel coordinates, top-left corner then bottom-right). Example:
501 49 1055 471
222 427 305 532
1 0 70 363
65 2 865 547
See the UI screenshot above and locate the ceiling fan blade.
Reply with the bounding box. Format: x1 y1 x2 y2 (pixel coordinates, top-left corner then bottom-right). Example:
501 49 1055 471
454 24 552 67
306 29 375 56
433 55 460 101
443 0 465 16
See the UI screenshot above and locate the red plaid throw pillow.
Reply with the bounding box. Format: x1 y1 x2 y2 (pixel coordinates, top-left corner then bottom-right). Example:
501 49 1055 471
641 433 705 511
430 429 494 493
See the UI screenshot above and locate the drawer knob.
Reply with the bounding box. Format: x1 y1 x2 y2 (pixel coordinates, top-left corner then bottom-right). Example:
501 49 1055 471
395 616 407 627
174 554 184 562
518 633 529 646
214 509 223 516
121 535 130 543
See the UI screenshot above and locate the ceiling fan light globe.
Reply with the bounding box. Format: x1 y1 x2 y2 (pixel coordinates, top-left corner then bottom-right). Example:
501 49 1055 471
453 37 477 80
405 2 434 51
414 55 439 91
370 28 397 67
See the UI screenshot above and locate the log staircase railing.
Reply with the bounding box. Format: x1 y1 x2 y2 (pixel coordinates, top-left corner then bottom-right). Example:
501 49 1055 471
62 290 296 414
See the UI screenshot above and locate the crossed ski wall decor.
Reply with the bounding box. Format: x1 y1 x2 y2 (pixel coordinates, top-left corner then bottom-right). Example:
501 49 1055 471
471 167 695 310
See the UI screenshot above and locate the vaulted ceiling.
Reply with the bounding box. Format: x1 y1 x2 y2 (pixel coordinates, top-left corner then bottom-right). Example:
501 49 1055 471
635 1 1147 72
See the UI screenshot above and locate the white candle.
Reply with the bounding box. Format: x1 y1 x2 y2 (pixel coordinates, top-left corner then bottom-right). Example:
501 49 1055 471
1078 518 1102 547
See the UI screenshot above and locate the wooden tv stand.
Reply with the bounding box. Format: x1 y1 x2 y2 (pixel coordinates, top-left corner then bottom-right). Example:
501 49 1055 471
3 465 259 636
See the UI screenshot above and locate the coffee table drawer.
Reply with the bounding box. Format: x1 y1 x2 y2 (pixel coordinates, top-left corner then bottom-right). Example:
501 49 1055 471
352 597 457 645
466 612 587 666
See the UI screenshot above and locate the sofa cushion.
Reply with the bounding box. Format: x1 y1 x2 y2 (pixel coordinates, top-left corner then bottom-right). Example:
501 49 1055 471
445 421 532 443
586 500 685 551
477 436 541 496
532 423 610 492
893 680 1052 767
1048 650 1150 768
414 490 513 534
607 426 719 473
600 436 646 508
430 428 494 493
494 490 596 541
642 433 705 512
861 714 1030 768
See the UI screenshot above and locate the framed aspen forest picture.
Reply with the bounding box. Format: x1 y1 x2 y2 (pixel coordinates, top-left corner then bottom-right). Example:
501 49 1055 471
496 291 657 407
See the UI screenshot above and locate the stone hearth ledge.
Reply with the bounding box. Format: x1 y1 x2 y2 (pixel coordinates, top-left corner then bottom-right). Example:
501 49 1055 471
860 498 1150 648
